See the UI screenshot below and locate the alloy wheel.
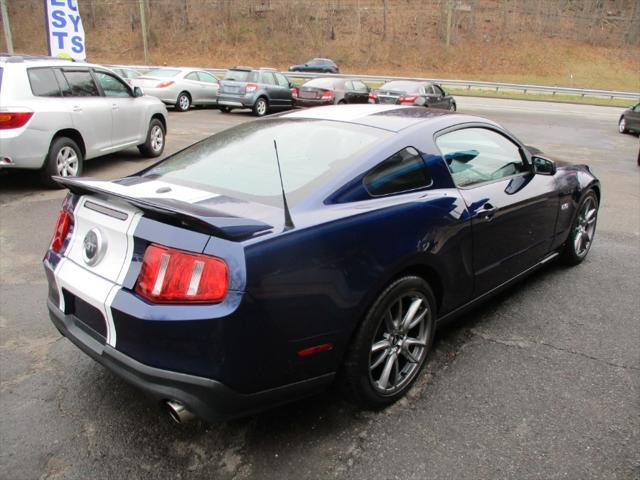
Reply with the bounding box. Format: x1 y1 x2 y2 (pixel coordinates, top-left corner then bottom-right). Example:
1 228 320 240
179 95 190 110
368 293 430 396
256 99 267 116
150 125 164 152
56 146 79 177
573 196 597 257
618 118 626 133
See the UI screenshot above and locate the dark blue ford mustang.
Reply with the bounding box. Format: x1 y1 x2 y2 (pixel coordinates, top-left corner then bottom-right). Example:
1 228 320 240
44 105 600 423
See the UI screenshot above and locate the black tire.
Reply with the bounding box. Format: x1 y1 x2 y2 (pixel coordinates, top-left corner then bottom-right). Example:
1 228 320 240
449 102 457 112
337 99 346 105
252 97 269 117
40 136 84 188
342 276 437 409
562 190 599 265
175 92 191 112
219 106 231 113
138 118 165 158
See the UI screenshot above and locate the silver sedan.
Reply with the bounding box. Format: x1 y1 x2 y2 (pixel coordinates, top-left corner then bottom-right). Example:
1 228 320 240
132 68 219 112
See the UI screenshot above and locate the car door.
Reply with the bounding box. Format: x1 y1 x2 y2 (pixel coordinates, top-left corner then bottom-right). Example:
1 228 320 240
196 71 219 104
433 84 449 109
93 69 146 148
274 73 293 108
183 71 204 104
261 72 283 108
59 68 113 157
435 126 559 294
352 80 371 103
628 104 640 130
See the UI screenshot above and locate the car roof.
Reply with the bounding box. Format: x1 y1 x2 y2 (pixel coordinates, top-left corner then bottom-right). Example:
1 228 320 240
279 105 491 133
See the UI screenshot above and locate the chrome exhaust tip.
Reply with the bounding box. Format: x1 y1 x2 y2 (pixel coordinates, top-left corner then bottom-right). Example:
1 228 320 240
165 400 195 424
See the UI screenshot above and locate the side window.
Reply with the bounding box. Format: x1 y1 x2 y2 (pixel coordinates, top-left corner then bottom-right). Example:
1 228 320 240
436 128 528 188
197 72 218 83
425 85 435 95
274 73 289 87
634 104 640 112
185 72 199 81
364 147 431 196
261 72 276 85
53 69 72 96
345 81 353 90
62 70 99 97
434 85 445 96
354 81 368 92
94 71 131 97
27 68 61 97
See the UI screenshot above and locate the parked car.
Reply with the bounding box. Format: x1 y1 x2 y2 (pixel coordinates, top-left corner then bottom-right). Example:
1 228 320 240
107 66 143 84
618 103 640 134
369 81 456 110
44 104 600 423
0 55 168 187
289 58 340 74
131 68 220 111
217 67 294 116
295 77 370 107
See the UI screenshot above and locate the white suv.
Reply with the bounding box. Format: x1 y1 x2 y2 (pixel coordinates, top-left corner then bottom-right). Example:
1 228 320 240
0 56 168 187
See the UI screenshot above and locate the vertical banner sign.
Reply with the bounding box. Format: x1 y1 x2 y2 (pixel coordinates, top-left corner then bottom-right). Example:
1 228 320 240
44 0 86 60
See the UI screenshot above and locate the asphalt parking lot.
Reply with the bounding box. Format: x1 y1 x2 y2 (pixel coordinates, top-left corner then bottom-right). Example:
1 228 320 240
1 98 638 480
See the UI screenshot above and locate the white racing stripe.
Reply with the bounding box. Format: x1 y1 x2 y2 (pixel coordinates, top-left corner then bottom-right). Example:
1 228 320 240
79 179 220 204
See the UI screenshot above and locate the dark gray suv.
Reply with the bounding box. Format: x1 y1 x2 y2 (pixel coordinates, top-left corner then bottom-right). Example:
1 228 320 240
217 67 295 116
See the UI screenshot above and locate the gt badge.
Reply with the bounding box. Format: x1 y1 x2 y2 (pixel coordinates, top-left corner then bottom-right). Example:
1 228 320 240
83 228 107 266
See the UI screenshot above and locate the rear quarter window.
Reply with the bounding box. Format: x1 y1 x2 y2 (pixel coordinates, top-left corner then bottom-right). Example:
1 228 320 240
364 147 431 196
27 68 61 97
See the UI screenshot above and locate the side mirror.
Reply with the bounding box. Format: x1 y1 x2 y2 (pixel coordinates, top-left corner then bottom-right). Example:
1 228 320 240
133 86 144 97
532 156 556 175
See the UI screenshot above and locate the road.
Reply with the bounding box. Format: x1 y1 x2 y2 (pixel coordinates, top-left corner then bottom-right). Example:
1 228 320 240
1 99 638 480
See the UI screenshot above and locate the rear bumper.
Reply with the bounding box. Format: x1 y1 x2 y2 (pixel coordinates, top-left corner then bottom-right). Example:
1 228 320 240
217 93 255 108
294 98 334 108
48 299 335 422
0 126 50 170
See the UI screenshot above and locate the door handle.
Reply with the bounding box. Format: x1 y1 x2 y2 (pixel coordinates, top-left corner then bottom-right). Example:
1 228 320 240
476 202 497 222
72 106 82 112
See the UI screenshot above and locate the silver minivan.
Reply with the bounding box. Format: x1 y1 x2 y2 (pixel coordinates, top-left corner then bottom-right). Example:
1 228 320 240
0 56 168 187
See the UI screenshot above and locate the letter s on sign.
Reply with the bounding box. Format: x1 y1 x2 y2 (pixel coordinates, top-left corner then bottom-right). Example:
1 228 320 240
71 36 84 54
51 10 66 28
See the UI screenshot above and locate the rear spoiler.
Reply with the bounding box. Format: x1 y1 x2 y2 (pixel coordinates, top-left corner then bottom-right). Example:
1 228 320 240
55 177 274 241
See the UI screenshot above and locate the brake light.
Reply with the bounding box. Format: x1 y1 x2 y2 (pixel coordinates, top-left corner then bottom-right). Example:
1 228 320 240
50 208 73 254
321 90 334 100
0 111 33 130
291 87 298 98
156 81 175 88
245 83 258 93
368 92 378 100
135 244 228 304
399 95 417 103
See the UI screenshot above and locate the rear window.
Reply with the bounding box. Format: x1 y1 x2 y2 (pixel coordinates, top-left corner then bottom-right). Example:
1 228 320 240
380 81 421 93
28 68 61 97
147 68 180 78
223 70 259 82
304 78 339 89
144 119 392 207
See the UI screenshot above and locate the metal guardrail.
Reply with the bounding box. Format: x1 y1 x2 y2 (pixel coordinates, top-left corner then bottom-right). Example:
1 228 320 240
118 65 640 101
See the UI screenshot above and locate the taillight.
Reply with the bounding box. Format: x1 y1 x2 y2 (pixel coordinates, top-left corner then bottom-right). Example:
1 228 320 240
0 111 34 130
156 81 175 88
368 92 378 100
135 244 228 304
245 83 258 93
291 87 298 98
399 95 417 103
321 90 334 100
50 209 73 254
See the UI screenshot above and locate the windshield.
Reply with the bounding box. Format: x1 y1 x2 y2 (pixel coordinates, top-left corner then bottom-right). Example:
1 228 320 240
144 119 392 207
223 70 258 82
146 68 180 78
